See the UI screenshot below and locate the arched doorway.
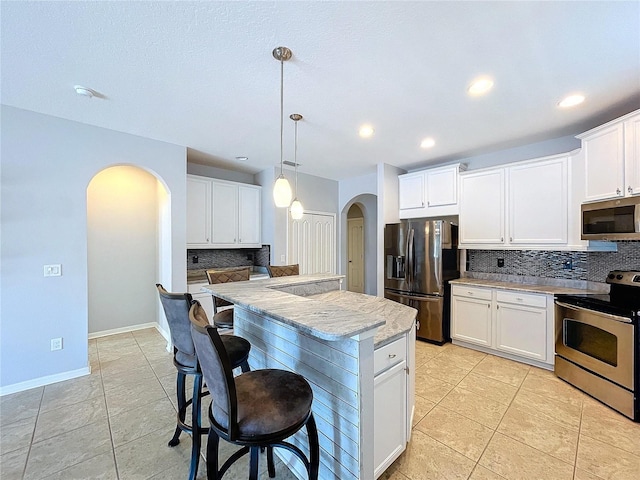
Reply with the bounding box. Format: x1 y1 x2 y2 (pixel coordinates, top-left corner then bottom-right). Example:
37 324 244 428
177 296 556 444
347 204 365 293
341 194 377 295
87 165 169 336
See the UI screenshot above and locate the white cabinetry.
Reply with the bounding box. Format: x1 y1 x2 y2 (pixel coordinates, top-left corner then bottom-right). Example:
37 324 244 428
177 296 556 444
450 286 492 347
459 155 568 249
399 163 465 218
578 110 640 201
451 284 553 368
374 335 409 479
187 175 261 248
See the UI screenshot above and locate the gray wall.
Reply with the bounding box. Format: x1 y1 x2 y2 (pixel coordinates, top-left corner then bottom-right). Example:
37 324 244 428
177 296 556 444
1 106 187 392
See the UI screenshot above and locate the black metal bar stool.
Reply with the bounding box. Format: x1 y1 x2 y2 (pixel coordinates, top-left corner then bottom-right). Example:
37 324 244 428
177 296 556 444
189 300 319 480
156 284 252 480
205 267 251 329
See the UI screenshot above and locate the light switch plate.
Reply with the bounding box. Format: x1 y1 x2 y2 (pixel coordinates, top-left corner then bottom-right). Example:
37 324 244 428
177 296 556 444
50 338 63 351
280 254 286 262
44 264 62 277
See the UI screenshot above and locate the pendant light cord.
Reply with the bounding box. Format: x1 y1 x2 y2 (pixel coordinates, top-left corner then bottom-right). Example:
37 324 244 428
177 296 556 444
279 58 284 176
294 119 298 195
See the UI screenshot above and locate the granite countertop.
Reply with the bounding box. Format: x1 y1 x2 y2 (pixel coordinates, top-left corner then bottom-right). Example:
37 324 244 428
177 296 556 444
202 274 416 345
450 277 605 295
306 290 417 348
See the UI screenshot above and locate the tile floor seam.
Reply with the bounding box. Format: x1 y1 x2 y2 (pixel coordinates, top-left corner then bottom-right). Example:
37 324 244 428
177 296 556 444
19 384 46 480
97 337 121 480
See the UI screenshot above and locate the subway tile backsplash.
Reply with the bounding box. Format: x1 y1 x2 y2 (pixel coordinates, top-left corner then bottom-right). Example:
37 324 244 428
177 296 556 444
187 245 270 270
467 241 640 283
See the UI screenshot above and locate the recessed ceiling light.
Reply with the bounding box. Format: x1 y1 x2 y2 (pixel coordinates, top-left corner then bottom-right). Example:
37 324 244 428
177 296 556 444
558 94 585 108
235 156 248 162
420 137 436 149
359 124 375 138
467 77 494 96
74 85 94 98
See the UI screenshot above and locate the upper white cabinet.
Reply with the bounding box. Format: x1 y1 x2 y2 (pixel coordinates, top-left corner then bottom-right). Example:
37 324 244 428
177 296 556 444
578 110 640 201
459 155 568 249
187 175 261 248
399 163 466 218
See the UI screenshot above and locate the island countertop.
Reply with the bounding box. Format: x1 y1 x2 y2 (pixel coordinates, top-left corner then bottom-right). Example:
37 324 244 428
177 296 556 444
201 274 416 345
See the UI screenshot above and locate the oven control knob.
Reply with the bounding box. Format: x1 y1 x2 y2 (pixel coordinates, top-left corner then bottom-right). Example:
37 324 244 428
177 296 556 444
616 274 624 280
608 273 616 280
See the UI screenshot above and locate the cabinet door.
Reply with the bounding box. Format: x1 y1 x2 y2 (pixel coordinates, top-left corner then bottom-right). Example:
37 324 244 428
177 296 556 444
426 166 457 207
186 176 211 245
624 114 640 196
459 169 505 245
289 213 336 274
211 181 238 245
508 158 568 244
238 185 261 246
583 123 625 201
374 360 406 478
451 295 492 347
495 302 546 361
398 172 425 210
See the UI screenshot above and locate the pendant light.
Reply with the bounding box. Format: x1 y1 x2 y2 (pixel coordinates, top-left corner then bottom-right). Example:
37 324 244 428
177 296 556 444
289 113 304 220
272 46 293 208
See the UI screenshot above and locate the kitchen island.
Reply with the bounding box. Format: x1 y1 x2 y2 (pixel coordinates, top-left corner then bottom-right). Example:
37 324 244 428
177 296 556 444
202 274 416 480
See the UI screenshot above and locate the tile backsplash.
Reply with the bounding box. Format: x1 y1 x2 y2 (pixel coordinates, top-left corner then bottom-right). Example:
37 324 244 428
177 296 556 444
467 241 640 283
187 245 270 270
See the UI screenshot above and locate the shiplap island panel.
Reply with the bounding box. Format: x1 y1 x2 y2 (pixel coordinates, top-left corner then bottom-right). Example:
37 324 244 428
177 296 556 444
202 274 416 480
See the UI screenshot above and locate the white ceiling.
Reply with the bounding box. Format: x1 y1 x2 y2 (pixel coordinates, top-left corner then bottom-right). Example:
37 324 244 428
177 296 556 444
2 1 639 181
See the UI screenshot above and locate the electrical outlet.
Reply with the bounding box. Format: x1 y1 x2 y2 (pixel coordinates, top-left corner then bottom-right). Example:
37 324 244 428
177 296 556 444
497 258 505 267
280 254 286 262
563 259 573 270
44 264 62 277
50 337 63 351
192 255 199 264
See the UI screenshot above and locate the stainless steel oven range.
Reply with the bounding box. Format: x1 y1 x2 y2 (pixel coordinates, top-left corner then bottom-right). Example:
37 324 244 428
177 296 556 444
555 270 639 421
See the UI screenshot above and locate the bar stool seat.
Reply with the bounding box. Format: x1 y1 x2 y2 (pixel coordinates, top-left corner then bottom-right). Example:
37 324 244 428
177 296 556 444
156 284 251 480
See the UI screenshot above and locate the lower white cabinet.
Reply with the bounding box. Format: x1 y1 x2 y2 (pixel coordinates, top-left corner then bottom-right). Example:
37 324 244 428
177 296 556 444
451 284 553 367
373 335 410 479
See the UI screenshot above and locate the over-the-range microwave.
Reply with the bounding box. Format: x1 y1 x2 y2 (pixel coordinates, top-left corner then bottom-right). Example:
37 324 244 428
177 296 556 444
581 196 640 240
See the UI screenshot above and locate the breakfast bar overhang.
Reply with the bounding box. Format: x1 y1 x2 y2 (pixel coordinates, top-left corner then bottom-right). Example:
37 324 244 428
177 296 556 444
202 274 417 480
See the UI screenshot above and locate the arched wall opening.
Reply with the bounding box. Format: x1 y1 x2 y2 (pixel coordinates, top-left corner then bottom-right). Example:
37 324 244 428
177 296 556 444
87 165 170 336
340 194 378 296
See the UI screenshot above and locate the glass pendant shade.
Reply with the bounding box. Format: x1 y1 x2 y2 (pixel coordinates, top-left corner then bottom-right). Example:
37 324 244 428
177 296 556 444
273 174 293 207
290 198 304 219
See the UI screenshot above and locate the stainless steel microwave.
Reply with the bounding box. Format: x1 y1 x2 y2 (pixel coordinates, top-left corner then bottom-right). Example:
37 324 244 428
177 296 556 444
581 196 640 240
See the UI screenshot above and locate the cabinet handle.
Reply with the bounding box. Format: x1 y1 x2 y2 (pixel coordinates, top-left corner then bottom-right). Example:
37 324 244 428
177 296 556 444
427 201 430 206
488 304 490 308
388 354 397 359
509 237 513 242
500 237 504 242
467 291 474 295
497 305 499 309
629 185 633 194
616 188 621 196
422 201 425 207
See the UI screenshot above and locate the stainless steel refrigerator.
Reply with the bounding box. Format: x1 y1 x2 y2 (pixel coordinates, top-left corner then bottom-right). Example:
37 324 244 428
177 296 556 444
384 219 460 344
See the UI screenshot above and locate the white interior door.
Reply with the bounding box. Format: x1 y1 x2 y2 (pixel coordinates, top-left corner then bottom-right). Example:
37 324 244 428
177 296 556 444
289 212 336 274
347 218 364 293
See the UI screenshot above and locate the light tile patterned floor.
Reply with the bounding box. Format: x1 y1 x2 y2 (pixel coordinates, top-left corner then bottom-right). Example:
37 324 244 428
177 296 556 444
1 329 639 479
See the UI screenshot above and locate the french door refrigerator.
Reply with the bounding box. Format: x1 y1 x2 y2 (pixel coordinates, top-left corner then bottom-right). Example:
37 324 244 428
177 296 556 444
384 219 460 344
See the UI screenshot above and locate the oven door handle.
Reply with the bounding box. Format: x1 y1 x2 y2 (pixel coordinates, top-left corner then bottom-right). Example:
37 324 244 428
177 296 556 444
555 301 633 324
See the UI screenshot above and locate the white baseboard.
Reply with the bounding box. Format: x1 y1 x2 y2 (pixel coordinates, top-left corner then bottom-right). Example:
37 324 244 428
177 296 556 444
88 322 160 339
0 366 90 397
2 323 173 397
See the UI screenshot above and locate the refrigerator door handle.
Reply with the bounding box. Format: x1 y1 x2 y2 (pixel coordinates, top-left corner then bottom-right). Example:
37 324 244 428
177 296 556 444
408 227 415 287
434 221 442 292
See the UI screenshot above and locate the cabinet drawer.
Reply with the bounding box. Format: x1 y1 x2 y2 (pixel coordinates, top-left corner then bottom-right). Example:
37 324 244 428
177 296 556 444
374 337 407 376
452 285 492 301
496 290 546 308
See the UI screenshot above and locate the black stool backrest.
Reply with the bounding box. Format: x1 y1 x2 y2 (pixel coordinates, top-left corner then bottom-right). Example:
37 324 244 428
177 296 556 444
156 284 196 368
189 300 239 440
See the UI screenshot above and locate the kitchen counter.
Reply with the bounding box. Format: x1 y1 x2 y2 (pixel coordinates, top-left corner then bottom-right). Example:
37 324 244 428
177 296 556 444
450 277 605 296
202 274 396 341
202 274 416 479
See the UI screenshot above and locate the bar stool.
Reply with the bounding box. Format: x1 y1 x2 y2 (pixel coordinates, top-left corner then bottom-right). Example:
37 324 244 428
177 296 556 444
205 267 251 329
266 264 299 277
189 300 319 480
156 284 252 480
